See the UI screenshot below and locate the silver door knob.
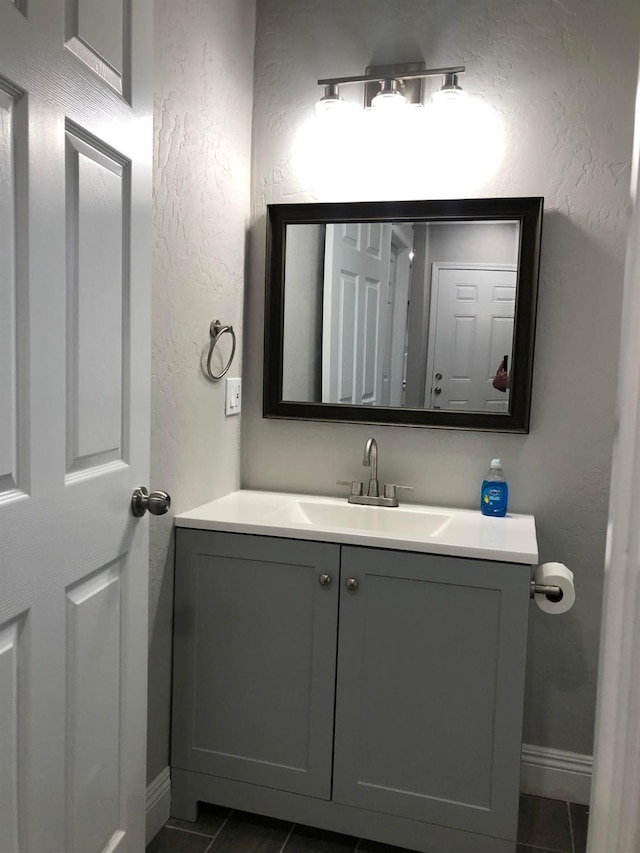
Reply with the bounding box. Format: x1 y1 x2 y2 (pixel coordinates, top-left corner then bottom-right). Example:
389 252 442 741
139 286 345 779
434 387 442 395
345 578 359 591
131 486 171 517
319 573 332 587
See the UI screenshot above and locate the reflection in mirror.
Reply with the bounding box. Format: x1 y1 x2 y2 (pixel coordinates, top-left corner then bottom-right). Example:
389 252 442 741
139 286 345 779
265 199 543 432
282 219 520 413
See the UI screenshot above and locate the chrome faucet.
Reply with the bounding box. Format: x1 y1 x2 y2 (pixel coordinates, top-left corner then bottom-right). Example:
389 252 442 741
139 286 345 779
337 438 413 507
363 437 379 497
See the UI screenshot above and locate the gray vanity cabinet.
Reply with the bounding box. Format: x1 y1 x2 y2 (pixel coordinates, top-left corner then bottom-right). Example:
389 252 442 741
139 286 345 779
171 529 532 853
171 530 340 799
332 546 531 840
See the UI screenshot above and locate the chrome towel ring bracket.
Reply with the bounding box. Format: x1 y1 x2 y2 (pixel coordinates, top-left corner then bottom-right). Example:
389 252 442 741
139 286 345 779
204 319 237 381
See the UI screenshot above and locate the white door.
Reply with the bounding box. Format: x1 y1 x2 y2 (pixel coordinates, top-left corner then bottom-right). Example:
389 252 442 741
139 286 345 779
0 3 152 853
322 222 391 405
425 264 517 411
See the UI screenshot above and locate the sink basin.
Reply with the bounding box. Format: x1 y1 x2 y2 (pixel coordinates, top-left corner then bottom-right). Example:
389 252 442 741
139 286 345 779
265 499 451 538
174 490 539 564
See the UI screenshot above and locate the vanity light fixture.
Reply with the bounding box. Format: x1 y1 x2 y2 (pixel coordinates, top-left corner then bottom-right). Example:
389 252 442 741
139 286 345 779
316 61 466 113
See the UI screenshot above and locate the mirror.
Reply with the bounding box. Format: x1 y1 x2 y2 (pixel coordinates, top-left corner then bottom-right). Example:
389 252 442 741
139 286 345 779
264 198 543 432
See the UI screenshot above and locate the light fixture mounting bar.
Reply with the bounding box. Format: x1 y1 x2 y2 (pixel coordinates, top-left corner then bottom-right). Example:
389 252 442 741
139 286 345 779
317 66 465 87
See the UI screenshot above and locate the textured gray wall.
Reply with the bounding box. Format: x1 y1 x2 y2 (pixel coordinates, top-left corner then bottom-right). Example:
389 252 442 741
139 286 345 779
243 0 640 757
149 0 255 784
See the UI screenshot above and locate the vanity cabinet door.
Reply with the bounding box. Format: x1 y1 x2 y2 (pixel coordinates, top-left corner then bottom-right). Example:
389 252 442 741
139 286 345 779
171 530 340 799
332 547 531 840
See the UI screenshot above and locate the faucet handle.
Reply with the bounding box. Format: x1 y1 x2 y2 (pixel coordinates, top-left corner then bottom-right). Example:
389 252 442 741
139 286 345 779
337 479 364 497
383 483 414 500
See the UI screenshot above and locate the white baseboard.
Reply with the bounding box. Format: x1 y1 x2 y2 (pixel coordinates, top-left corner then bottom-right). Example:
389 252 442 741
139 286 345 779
521 744 592 805
146 767 171 845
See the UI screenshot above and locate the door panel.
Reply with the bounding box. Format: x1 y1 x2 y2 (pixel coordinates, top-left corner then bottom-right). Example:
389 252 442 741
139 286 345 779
337 274 356 403
65 125 129 476
0 80 26 498
0 616 23 853
333 547 530 841
451 314 476 378
365 221 382 257
0 83 17 487
65 562 124 853
362 279 381 403
65 0 127 96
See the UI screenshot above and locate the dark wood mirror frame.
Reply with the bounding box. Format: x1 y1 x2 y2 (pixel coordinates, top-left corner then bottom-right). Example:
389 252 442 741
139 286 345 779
264 197 543 432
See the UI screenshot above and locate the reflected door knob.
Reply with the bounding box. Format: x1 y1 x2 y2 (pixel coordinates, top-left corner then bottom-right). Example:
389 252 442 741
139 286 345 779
131 486 172 517
434 387 442 395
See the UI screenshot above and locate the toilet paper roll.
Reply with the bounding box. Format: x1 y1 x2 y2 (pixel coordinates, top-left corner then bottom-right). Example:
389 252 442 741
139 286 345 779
534 562 575 615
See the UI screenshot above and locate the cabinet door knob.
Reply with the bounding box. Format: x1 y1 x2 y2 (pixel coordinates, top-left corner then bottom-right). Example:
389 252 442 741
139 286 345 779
345 577 359 591
319 573 332 587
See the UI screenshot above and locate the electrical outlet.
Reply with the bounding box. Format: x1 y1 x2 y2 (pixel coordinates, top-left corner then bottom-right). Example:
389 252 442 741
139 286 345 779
225 378 242 416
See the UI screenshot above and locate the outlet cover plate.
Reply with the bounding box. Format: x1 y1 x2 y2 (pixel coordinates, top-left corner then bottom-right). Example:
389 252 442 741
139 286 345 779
225 378 241 416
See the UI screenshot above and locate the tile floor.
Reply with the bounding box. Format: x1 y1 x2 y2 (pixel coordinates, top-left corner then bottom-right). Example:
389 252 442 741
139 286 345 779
147 794 589 853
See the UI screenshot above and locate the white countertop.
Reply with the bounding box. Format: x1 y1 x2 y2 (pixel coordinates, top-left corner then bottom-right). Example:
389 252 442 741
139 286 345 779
175 490 538 564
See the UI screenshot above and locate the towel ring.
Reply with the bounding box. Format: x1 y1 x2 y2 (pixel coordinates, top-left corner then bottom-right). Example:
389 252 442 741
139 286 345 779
205 319 236 381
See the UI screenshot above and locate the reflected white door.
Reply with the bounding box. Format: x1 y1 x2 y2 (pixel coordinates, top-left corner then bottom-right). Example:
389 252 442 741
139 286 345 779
322 222 391 405
425 265 517 411
0 2 152 852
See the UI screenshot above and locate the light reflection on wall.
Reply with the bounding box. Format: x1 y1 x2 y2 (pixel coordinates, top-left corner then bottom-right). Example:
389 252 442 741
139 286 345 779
293 96 505 201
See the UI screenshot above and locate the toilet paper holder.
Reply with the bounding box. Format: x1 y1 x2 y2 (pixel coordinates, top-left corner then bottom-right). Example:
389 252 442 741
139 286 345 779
530 581 563 601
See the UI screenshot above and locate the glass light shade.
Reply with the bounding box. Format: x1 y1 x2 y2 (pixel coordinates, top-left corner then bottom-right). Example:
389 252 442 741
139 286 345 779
315 96 348 117
432 72 466 105
315 83 349 117
371 78 407 110
432 86 467 105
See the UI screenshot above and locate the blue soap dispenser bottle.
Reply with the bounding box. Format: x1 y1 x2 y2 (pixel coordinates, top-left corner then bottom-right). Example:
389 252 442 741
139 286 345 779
481 459 509 517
